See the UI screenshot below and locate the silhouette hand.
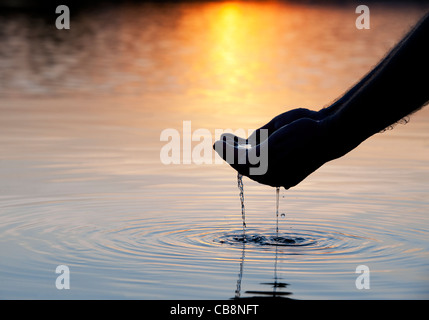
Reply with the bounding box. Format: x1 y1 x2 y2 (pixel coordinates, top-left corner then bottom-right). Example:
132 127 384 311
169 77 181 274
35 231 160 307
213 108 338 189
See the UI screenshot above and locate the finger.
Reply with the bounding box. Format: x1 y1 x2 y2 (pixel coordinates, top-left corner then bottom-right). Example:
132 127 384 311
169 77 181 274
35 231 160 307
247 129 267 146
213 139 249 173
220 133 247 147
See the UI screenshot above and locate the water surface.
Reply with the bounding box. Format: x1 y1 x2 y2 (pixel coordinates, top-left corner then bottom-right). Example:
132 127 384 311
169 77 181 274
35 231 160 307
1 1 429 299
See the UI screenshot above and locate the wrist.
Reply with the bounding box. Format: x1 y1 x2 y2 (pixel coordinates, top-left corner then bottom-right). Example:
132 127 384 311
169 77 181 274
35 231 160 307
318 112 367 162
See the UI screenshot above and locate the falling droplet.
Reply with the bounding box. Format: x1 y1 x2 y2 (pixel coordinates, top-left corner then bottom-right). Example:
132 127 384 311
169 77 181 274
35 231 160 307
237 173 246 234
281 213 285 218
276 187 280 237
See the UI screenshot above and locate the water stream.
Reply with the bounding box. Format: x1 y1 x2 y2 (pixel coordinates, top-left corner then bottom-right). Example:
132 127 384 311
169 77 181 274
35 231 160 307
235 175 300 246
276 187 280 237
237 173 246 235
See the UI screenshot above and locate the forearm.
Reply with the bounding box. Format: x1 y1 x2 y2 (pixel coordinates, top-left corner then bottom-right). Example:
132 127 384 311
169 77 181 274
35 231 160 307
320 57 384 117
327 12 429 140
320 13 422 118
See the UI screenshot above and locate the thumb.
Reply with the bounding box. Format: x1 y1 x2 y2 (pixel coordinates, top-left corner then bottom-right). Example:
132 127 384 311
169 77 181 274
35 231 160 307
213 138 248 169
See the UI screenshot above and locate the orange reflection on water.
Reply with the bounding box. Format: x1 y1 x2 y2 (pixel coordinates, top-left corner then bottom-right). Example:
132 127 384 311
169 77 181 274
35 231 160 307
183 1 285 106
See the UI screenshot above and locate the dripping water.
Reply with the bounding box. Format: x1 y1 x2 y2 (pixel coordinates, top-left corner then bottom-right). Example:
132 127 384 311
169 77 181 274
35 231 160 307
237 173 246 235
276 187 280 237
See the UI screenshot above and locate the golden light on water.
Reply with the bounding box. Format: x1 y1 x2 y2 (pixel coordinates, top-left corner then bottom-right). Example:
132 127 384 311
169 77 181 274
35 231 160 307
182 1 283 108
103 1 409 121
212 3 244 88
174 1 368 120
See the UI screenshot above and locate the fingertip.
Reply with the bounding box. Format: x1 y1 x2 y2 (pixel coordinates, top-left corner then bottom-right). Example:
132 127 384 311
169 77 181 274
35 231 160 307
219 133 234 140
213 139 224 153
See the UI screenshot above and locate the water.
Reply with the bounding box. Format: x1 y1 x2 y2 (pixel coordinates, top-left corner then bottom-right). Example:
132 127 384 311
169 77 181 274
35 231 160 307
236 170 290 245
276 187 280 237
237 173 246 234
1 1 429 299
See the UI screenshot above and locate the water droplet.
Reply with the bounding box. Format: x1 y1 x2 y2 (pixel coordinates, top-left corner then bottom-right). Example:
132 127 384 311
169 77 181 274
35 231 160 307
281 213 285 218
237 173 246 234
276 187 280 237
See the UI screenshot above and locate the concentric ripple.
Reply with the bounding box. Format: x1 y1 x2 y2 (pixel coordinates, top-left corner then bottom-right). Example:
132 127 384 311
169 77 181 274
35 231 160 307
217 233 314 246
0 197 415 262
1 194 428 299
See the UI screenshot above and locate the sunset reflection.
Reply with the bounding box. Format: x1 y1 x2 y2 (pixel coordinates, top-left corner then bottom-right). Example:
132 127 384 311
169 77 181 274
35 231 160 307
182 1 281 106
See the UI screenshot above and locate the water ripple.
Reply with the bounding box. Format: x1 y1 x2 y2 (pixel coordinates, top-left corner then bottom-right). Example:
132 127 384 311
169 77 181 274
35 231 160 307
1 194 428 298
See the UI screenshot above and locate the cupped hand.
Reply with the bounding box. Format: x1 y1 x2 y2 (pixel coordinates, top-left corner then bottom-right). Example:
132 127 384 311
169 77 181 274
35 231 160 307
213 108 337 189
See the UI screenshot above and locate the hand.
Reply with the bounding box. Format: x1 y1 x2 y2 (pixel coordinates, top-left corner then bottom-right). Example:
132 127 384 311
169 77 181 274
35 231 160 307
213 108 338 189
221 108 325 147
214 12 429 190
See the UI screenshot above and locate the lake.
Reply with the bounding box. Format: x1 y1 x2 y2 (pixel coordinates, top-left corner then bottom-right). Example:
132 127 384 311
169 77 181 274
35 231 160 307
1 1 429 299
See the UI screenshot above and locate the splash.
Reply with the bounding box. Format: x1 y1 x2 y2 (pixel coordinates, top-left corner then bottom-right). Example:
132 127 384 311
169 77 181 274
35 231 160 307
236 175 289 245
